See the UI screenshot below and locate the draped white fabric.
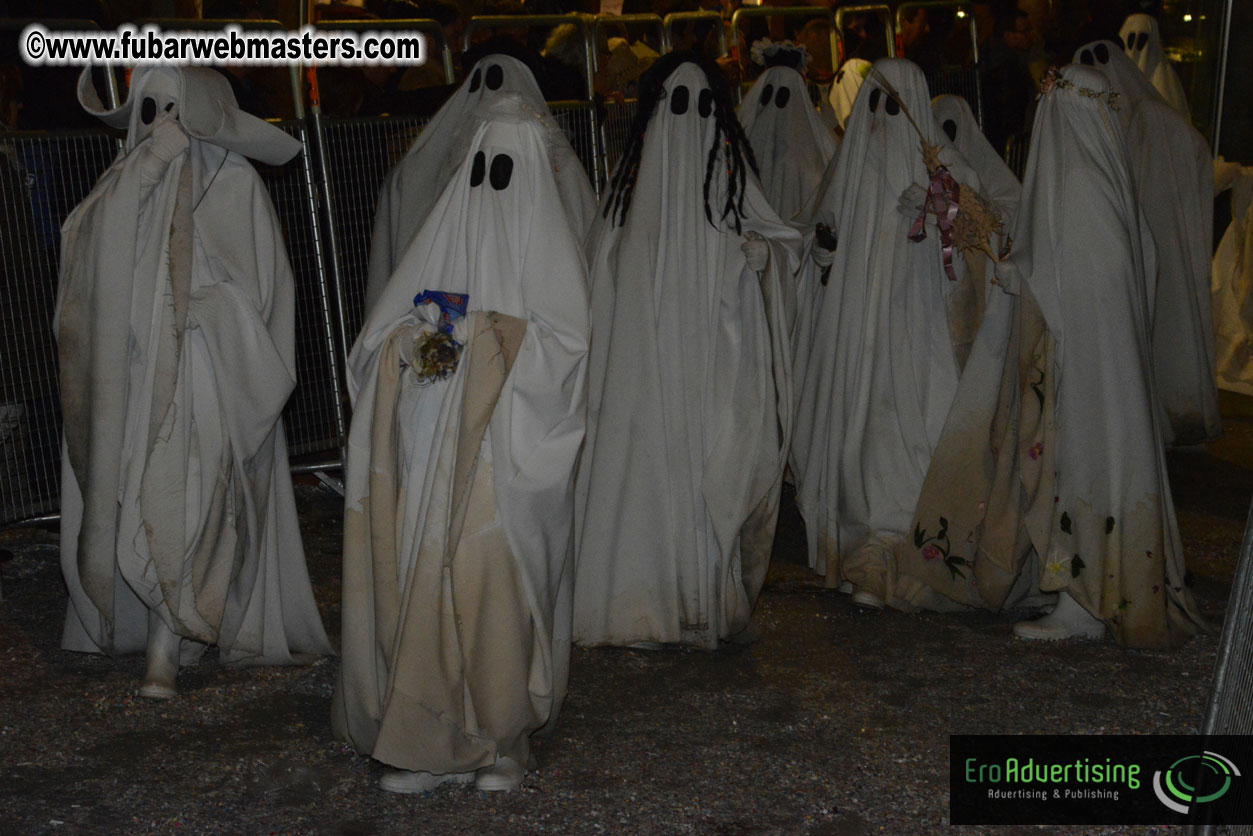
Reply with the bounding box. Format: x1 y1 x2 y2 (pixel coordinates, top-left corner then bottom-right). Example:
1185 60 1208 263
58 66 330 664
333 102 588 772
1119 14 1190 119
984 63 1201 647
791 58 983 588
828 58 872 132
738 65 838 222
1075 40 1218 444
574 62 800 649
931 94 1021 223
363 56 596 318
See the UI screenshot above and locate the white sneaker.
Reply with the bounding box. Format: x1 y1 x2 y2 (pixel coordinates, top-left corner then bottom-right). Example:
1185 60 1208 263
379 769 473 794
1013 591 1105 641
850 589 885 610
475 756 525 792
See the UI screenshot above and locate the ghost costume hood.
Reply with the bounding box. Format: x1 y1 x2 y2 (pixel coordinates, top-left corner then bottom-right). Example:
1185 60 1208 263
1075 40 1218 444
790 58 988 589
1119 14 1189 118
57 65 330 662
829 58 872 133
738 65 838 222
932 94 1020 223
363 55 597 317
333 100 589 772
574 55 801 648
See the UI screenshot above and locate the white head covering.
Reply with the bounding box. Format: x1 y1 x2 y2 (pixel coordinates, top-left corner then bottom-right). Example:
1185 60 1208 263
77 65 300 164
828 57 872 132
337 98 590 763
1074 39 1218 443
932 94 1020 223
1118 13 1189 118
995 62 1202 647
738 64 838 222
363 55 596 317
791 58 980 586
575 58 800 648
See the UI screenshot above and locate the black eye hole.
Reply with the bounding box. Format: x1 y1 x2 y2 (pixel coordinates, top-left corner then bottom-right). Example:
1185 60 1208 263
1080 48 1094 65
884 96 900 116
760 83 774 107
775 86 791 108
469 67 482 92
469 151 485 187
942 119 957 141
1095 43 1110 63
1136 32 1148 51
670 84 689 115
698 88 713 118
164 102 174 112
868 87 881 112
140 96 156 125
489 154 513 190
486 64 504 90
835 69 845 83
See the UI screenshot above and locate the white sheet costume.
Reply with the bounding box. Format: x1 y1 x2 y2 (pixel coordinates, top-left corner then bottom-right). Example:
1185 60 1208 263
333 100 589 779
932 94 1021 223
1213 166 1253 395
1076 40 1218 444
790 59 987 589
58 67 330 667
363 55 596 318
895 65 1204 648
828 58 872 134
574 60 800 649
1119 14 1189 119
738 65 838 223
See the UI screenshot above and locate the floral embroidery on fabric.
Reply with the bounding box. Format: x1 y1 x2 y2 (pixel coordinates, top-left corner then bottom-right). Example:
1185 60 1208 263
914 517 970 580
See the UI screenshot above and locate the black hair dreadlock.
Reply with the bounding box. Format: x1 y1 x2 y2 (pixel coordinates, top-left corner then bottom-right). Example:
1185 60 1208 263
603 51 758 234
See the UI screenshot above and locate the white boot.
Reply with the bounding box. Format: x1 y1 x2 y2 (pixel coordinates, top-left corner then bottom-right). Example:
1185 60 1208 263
1013 591 1105 641
139 609 181 700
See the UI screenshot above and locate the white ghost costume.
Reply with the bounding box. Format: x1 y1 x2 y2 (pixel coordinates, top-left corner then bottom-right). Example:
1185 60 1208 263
57 67 331 665
790 59 986 589
738 65 838 223
1119 14 1189 119
1076 40 1218 444
1213 166 1253 395
332 103 589 775
932 94 1021 223
363 55 596 318
899 64 1203 647
574 61 801 649
828 58 872 134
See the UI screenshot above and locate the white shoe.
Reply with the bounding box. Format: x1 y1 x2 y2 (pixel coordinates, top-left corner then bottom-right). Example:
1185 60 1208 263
836 581 854 594
850 589 885 610
138 681 178 700
379 769 473 794
475 756 525 792
1013 591 1105 641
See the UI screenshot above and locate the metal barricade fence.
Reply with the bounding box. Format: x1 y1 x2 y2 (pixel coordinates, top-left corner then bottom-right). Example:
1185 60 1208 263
896 1 983 129
1194 500 1253 836
263 119 347 466
1003 130 1030 181
601 98 639 184
0 130 118 526
835 5 897 60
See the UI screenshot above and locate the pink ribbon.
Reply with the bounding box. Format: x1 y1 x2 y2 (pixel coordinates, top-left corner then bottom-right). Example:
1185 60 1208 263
907 165 960 281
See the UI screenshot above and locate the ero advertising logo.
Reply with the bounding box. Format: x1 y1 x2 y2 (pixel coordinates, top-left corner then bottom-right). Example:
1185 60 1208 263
950 735 1253 826
1152 751 1240 814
